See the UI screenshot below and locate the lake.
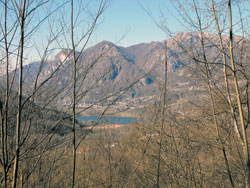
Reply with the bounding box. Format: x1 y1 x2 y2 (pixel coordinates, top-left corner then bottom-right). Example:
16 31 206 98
77 116 136 125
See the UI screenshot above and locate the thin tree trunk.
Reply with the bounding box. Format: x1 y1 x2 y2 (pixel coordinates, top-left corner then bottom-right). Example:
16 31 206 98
71 0 77 187
193 1 234 187
156 41 168 188
228 1 249 187
211 0 243 145
108 127 113 188
2 1 9 187
1 101 7 188
12 1 26 187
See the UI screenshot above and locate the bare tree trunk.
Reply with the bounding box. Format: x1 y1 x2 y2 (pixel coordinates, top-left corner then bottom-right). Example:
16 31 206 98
2 1 9 187
228 1 250 187
0 100 7 188
156 41 168 188
12 1 26 187
211 0 243 145
193 1 234 187
108 126 113 188
71 0 77 187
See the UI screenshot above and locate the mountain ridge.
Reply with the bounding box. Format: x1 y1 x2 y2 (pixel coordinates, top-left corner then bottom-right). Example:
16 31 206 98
1 32 248 113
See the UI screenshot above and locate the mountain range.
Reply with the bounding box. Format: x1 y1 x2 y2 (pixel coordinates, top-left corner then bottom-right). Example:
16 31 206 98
1 32 248 114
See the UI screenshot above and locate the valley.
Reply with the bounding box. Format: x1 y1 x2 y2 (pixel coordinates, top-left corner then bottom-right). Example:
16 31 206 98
0 0 249 186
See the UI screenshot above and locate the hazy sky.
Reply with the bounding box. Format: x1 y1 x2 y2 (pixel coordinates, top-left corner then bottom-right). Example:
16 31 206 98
91 0 249 47
1 0 248 63
91 0 179 47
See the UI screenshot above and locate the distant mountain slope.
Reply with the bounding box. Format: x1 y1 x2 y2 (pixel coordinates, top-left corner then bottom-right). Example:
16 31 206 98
1 32 248 112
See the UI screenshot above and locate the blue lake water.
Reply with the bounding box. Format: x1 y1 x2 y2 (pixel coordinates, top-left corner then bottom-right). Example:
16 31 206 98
77 116 136 125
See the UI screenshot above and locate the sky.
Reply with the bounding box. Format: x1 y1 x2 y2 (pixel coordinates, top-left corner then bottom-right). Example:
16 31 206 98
2 0 247 62
90 0 250 47
90 0 178 47
0 0 180 62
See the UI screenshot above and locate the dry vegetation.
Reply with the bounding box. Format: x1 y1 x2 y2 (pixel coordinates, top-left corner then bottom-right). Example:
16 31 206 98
0 0 250 187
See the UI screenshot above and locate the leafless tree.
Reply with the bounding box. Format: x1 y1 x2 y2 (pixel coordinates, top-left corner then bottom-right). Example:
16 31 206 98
152 0 250 187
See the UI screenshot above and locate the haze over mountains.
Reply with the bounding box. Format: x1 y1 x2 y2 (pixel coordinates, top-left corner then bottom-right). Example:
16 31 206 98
1 32 248 113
